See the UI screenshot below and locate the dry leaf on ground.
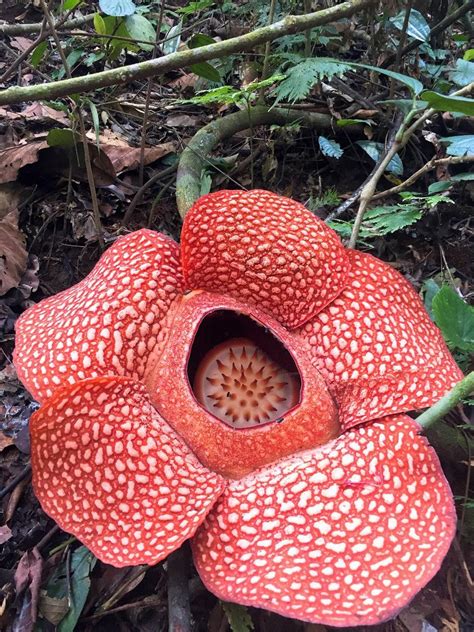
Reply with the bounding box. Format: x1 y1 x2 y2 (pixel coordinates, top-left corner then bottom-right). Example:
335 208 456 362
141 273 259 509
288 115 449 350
0 210 28 295
0 140 48 184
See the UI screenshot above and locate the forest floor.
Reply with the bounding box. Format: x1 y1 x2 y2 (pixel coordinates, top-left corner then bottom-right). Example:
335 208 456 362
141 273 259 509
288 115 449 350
0 1 473 631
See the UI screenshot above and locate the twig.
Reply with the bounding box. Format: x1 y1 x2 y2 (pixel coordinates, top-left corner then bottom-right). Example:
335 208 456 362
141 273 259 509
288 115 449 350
138 2 166 188
176 105 361 217
167 546 192 632
0 0 378 106
348 110 405 247
372 155 474 200
348 81 474 247
261 0 278 83
417 372 474 431
326 162 379 221
0 13 95 35
0 464 32 500
39 0 104 248
381 0 474 68
123 164 178 226
389 0 413 98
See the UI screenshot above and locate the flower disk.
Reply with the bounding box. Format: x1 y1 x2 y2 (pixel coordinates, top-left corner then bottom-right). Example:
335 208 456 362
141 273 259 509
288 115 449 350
181 189 349 329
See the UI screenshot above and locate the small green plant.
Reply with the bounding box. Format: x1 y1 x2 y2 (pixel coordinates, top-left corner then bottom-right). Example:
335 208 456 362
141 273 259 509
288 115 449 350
327 190 453 245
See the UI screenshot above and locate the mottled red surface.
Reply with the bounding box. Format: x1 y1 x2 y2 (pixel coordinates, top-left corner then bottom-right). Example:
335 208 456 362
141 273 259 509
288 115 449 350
181 189 349 329
14 189 461 626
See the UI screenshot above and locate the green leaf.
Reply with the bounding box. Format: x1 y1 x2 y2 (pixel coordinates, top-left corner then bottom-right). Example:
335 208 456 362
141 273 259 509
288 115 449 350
273 57 351 103
363 204 421 232
187 33 216 48
63 0 82 8
30 41 48 67
336 117 374 126
125 14 156 51
379 98 428 114
390 9 430 42
439 134 474 157
318 136 343 158
189 62 220 82
351 62 423 95
451 171 474 182
464 49 474 61
47 128 79 148
422 278 440 318
432 286 474 352
421 91 474 116
449 59 474 86
162 21 182 55
93 12 107 34
356 141 404 175
99 0 136 16
89 101 100 148
58 548 96 632
177 0 215 14
222 602 254 632
428 180 452 193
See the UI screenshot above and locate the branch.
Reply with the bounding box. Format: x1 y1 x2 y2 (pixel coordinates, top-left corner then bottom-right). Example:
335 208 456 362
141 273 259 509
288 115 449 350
176 105 361 217
381 0 474 68
0 0 377 106
417 372 474 431
0 13 95 35
372 155 474 200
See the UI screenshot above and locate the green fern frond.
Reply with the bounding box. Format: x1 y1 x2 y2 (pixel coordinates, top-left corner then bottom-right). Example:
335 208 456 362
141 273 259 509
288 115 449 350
272 57 351 103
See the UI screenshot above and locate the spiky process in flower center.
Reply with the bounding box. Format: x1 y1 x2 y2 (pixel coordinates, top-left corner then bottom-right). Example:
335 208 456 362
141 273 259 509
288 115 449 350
193 337 300 428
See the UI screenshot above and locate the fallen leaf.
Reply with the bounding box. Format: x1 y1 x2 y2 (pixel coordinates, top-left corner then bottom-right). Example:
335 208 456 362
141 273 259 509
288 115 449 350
86 131 176 173
9 37 34 53
0 140 48 184
22 103 69 125
166 113 199 127
0 210 28 295
14 548 43 632
0 525 12 544
0 431 14 452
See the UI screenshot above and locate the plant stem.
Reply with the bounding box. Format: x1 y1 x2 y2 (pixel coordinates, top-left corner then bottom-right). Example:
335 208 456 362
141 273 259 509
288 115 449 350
417 372 474 431
0 0 377 106
176 105 361 217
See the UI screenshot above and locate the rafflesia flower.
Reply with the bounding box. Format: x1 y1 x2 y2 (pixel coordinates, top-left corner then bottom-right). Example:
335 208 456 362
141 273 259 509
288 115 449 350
14 190 461 626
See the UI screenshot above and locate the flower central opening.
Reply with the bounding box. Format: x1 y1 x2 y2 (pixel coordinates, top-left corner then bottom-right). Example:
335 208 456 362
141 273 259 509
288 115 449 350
187 310 301 429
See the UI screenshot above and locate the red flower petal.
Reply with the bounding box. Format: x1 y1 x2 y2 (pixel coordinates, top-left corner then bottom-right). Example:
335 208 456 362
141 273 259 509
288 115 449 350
192 414 455 627
14 230 183 402
297 250 463 429
181 190 349 329
31 377 225 567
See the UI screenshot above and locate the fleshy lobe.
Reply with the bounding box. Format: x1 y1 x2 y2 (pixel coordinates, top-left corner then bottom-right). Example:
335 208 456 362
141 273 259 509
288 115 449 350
181 189 349 329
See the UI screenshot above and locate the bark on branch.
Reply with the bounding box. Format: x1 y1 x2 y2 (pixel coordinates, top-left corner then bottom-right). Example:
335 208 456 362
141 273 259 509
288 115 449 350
176 105 361 218
0 0 377 106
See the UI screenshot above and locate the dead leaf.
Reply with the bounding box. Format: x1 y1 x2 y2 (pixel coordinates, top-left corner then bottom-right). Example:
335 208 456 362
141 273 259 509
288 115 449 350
9 37 34 53
86 131 176 173
39 593 69 626
0 107 22 121
0 140 48 184
168 73 197 91
166 114 199 127
0 431 14 452
22 103 69 125
0 525 12 544
0 210 28 295
14 549 43 632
